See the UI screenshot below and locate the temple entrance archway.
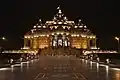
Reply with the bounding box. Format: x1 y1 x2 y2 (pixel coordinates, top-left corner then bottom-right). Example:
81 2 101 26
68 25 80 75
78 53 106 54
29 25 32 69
51 34 70 47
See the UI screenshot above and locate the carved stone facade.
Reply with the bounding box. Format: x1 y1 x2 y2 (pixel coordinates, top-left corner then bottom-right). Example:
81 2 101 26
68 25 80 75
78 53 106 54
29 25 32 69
23 6 97 50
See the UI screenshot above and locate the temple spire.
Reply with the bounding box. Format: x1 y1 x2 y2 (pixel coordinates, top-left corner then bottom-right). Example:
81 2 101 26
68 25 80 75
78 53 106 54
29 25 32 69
78 18 82 26
52 5 68 22
56 5 62 15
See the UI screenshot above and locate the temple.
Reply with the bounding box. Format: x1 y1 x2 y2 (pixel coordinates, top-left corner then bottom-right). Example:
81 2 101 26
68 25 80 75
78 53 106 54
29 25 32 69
23 6 97 50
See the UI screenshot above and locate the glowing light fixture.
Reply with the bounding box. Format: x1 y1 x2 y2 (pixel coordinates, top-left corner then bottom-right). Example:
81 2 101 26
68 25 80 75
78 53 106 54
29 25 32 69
34 26 36 28
79 26 83 28
58 22 62 24
38 26 41 28
84 25 87 28
115 37 119 41
43 26 46 28
75 26 78 28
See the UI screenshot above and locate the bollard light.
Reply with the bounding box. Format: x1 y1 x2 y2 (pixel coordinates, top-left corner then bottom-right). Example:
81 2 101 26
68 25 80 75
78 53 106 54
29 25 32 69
10 59 13 64
97 57 100 62
20 58 23 62
106 59 110 64
26 57 29 60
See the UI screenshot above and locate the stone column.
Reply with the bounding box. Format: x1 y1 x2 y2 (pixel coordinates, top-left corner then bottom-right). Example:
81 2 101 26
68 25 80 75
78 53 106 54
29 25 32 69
87 39 90 49
24 39 27 48
55 35 58 47
62 35 65 47
36 38 39 49
33 38 38 49
30 39 33 49
94 38 97 48
92 39 95 47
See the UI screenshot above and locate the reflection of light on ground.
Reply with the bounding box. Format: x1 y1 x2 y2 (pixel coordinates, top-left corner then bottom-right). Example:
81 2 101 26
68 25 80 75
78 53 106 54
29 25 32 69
92 62 96 63
0 68 9 71
22 61 29 64
11 65 14 72
97 63 99 72
27 62 29 69
31 60 34 63
115 72 120 80
21 63 23 72
82 59 84 62
90 61 92 69
99 64 107 67
112 68 120 71
85 60 87 64
105 66 109 80
12 64 21 67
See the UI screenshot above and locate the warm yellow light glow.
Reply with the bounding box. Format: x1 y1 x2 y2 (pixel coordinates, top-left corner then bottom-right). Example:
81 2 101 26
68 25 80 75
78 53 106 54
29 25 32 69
54 22 56 24
66 33 69 35
79 26 83 28
43 26 46 28
34 35 38 37
24 36 27 38
84 25 87 28
57 32 60 35
75 26 78 28
61 32 63 35
27 36 30 38
23 8 98 50
47 35 49 37
64 22 67 24
68 27 70 30
81 35 86 37
58 10 62 14
90 36 93 38
58 22 62 24
39 19 41 22
77 34 79 37
52 33 54 35
33 26 36 28
115 37 118 40
92 36 96 38
55 26 58 29
66 21 74 24
38 26 41 28
79 19 81 22
62 26 65 29
64 16 67 20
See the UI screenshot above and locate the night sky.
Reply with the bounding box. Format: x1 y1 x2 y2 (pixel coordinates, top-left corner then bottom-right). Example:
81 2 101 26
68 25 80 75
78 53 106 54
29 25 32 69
0 0 119 49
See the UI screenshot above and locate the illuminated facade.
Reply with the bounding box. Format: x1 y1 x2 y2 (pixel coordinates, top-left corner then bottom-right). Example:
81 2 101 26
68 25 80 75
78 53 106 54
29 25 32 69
24 6 97 49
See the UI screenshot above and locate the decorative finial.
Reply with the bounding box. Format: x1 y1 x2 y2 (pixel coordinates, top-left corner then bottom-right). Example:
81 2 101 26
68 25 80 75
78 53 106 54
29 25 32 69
57 5 62 14
78 18 82 26
64 16 68 20
53 16 57 21
39 18 41 22
79 19 81 22
57 5 60 10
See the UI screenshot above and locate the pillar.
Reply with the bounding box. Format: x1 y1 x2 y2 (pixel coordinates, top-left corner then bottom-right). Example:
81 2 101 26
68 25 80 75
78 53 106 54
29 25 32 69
24 39 27 48
94 38 97 48
92 39 96 47
87 39 90 49
30 39 33 49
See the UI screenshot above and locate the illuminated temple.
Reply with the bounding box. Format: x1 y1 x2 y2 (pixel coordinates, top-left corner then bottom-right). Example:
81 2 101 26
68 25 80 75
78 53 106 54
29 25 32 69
23 6 97 50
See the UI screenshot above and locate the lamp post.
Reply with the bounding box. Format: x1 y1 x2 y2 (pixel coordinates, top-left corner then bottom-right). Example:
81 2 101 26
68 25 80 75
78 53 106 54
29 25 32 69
115 37 120 53
0 37 6 53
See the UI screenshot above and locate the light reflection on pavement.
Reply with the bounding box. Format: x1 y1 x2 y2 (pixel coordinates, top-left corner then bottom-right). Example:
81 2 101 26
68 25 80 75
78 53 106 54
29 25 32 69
0 55 120 80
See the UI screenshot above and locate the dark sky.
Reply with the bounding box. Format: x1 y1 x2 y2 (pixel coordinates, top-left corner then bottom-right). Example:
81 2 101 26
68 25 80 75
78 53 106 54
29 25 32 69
0 0 119 49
